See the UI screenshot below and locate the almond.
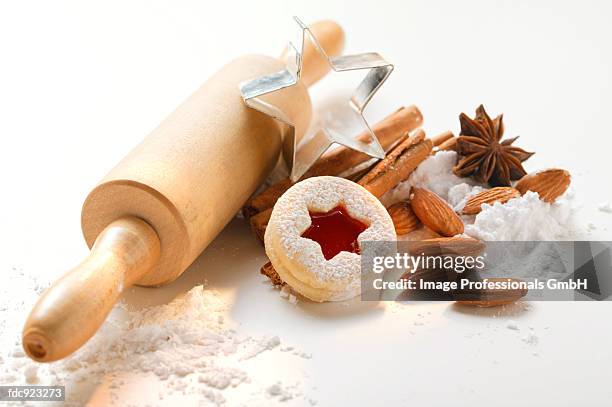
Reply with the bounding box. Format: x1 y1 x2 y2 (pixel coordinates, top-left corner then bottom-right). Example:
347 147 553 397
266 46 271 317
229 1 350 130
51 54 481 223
514 168 571 203
455 278 528 307
462 187 520 215
409 187 464 236
387 201 420 235
406 236 485 257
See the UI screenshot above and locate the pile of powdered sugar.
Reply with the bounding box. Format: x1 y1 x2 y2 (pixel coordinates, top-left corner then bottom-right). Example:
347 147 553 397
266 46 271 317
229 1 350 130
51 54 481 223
382 151 578 240
462 191 575 241
381 151 478 204
0 268 311 406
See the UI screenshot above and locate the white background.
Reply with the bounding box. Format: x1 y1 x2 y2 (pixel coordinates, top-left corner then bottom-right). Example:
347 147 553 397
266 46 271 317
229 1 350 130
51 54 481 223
1 1 612 406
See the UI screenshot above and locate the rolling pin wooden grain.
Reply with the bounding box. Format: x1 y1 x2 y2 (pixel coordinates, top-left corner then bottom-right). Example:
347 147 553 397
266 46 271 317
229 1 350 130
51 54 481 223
23 20 345 362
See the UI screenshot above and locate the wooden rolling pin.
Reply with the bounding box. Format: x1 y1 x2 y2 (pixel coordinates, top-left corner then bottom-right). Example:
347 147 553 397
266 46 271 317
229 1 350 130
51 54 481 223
23 20 345 362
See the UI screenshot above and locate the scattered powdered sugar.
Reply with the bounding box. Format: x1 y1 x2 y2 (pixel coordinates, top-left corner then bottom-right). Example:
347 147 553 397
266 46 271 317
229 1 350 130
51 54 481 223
240 335 281 361
280 284 291 299
23 365 38 384
522 332 539 346
197 368 248 390
506 320 520 330
266 382 295 401
0 268 313 406
280 345 312 359
598 202 612 213
279 285 299 304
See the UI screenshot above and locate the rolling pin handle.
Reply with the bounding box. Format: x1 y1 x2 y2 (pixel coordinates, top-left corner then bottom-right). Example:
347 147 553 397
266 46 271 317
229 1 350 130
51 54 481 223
22 216 160 362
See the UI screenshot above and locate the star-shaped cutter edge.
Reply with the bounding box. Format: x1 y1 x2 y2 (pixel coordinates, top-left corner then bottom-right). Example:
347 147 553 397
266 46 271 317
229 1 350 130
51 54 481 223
239 17 394 181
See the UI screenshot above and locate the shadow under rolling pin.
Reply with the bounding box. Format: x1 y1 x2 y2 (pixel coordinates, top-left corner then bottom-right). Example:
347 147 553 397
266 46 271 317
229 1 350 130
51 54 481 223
23 20 345 362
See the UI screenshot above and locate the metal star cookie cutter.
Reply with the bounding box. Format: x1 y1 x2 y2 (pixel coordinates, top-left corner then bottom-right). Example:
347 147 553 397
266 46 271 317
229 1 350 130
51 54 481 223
239 16 394 181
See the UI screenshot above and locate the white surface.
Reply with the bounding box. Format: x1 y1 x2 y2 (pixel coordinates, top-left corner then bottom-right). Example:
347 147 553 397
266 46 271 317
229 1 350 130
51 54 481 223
1 1 612 406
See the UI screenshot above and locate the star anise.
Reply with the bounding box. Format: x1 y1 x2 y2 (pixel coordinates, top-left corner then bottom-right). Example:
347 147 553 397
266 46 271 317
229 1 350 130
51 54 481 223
453 105 534 187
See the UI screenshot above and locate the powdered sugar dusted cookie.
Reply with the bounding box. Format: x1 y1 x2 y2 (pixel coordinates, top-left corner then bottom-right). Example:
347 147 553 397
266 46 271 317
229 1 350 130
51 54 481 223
264 176 396 302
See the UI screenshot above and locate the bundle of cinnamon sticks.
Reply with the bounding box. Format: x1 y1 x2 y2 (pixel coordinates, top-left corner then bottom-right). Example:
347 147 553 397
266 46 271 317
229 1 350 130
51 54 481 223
245 105 457 248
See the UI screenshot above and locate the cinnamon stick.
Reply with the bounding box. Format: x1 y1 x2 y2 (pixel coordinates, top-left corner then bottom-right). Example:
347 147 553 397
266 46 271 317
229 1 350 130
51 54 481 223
303 105 423 178
242 105 423 218
249 207 273 243
435 136 457 153
242 180 292 219
431 130 454 147
358 129 433 198
261 262 285 286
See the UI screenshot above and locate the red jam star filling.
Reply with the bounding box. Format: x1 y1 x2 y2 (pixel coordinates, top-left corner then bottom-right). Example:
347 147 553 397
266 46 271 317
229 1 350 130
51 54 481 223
301 205 368 260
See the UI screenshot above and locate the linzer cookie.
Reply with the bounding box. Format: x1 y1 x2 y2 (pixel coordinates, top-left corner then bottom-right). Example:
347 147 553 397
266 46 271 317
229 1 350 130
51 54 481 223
264 176 396 302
